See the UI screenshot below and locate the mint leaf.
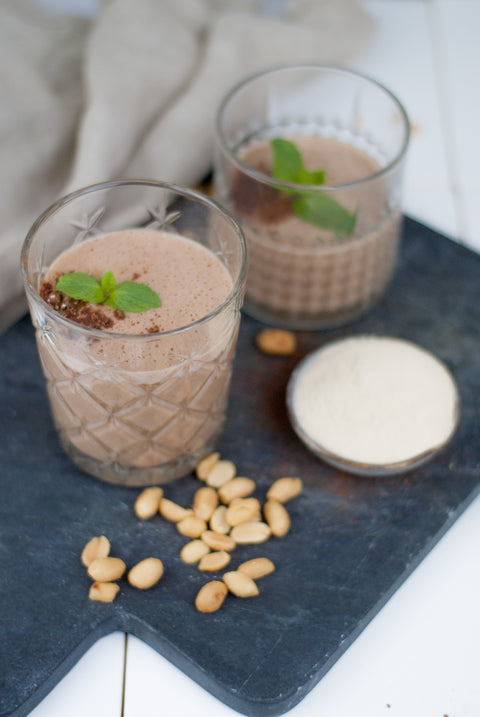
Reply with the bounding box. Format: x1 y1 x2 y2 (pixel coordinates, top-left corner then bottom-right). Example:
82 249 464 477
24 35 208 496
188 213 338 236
271 138 304 182
302 168 326 184
56 272 105 304
105 281 162 313
271 138 325 185
55 270 161 313
101 270 116 295
293 194 357 238
270 137 356 237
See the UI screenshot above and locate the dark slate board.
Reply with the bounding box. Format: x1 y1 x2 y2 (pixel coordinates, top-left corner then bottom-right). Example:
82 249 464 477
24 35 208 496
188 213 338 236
1 217 479 717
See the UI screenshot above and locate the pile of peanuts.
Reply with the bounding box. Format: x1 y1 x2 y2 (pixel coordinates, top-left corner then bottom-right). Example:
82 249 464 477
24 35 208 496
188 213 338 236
81 535 164 602
81 452 302 613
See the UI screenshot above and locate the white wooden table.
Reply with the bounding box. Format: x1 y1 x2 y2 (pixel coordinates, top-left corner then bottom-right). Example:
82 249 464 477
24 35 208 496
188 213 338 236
29 2 480 716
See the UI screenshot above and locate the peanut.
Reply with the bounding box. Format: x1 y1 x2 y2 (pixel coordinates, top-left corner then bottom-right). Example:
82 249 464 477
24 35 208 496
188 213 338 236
206 459 236 488
193 486 218 521
196 452 220 481
201 530 236 552
159 498 193 523
198 550 231 572
223 571 259 598
225 497 261 527
81 535 111 568
264 500 291 537
134 487 163 520
266 477 303 503
128 557 164 590
218 477 256 504
209 505 230 534
195 580 228 613
230 522 271 544
180 539 210 564
88 581 120 603
87 557 126 582
177 515 208 539
238 557 275 580
256 328 297 356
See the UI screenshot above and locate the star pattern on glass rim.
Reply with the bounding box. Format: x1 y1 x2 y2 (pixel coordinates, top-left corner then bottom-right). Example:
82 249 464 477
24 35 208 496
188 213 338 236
144 206 181 231
69 206 105 242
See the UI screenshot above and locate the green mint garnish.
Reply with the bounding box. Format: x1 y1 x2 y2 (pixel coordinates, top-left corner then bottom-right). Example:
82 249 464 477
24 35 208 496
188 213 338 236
292 194 358 237
104 280 161 313
55 272 105 304
55 271 161 313
270 137 357 237
100 270 117 295
271 138 326 185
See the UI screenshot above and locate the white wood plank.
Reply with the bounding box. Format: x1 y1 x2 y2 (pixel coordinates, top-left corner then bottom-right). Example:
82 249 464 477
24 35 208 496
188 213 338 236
124 636 240 716
432 0 480 248
460 189 480 253
355 1 459 239
29 632 125 717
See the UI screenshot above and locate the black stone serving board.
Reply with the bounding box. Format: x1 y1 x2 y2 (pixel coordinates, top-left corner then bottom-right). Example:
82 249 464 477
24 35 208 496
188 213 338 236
1 217 479 717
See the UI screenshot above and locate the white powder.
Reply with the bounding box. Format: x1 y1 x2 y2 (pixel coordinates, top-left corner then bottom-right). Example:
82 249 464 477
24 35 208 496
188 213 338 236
289 336 459 466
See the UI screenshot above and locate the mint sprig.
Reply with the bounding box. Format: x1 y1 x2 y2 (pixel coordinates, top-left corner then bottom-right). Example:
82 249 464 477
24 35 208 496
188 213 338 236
55 271 161 313
271 138 326 185
270 137 357 237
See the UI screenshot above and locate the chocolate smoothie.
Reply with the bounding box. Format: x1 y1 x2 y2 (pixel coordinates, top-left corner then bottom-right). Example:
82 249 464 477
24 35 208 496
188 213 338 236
228 135 401 328
37 228 237 484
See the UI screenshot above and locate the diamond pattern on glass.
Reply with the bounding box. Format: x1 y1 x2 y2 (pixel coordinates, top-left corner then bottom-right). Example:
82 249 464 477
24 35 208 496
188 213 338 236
36 322 237 470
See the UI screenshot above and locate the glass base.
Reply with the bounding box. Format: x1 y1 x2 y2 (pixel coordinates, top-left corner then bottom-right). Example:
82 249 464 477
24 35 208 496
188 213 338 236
58 430 223 487
242 292 384 331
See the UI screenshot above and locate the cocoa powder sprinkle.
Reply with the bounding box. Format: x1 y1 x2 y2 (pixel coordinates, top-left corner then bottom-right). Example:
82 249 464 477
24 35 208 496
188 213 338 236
39 280 114 330
232 163 292 225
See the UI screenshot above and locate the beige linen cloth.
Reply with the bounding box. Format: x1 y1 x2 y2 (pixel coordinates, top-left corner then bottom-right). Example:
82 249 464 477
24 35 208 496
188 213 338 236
0 0 374 332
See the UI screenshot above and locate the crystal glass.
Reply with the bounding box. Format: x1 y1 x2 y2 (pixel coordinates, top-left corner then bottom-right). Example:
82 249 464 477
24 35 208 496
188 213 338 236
21 180 247 486
214 65 410 329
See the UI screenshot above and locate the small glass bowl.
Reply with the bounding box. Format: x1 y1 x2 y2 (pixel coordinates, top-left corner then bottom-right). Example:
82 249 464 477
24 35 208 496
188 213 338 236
286 337 460 477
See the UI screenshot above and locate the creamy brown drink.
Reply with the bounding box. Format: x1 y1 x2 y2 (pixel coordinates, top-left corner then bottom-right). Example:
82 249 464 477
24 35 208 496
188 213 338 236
231 135 401 328
36 228 237 484
40 228 233 336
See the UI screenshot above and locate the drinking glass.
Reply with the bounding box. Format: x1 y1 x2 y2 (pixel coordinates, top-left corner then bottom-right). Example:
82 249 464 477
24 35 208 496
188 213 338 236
21 180 247 486
214 64 410 329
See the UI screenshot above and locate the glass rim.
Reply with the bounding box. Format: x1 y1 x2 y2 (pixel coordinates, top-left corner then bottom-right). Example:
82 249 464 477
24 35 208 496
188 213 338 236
215 63 411 192
21 178 248 341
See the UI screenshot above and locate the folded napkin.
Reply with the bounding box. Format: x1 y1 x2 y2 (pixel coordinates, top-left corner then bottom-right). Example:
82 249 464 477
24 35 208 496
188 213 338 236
0 0 374 332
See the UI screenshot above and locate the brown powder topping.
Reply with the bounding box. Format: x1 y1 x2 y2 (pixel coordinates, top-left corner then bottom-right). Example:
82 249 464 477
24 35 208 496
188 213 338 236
39 280 114 330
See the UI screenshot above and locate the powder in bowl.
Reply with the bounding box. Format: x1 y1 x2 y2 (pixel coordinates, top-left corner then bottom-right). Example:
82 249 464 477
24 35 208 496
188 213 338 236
286 335 459 476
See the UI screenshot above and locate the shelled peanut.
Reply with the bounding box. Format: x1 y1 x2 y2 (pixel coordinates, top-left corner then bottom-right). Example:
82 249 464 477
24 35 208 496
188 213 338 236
256 328 297 356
